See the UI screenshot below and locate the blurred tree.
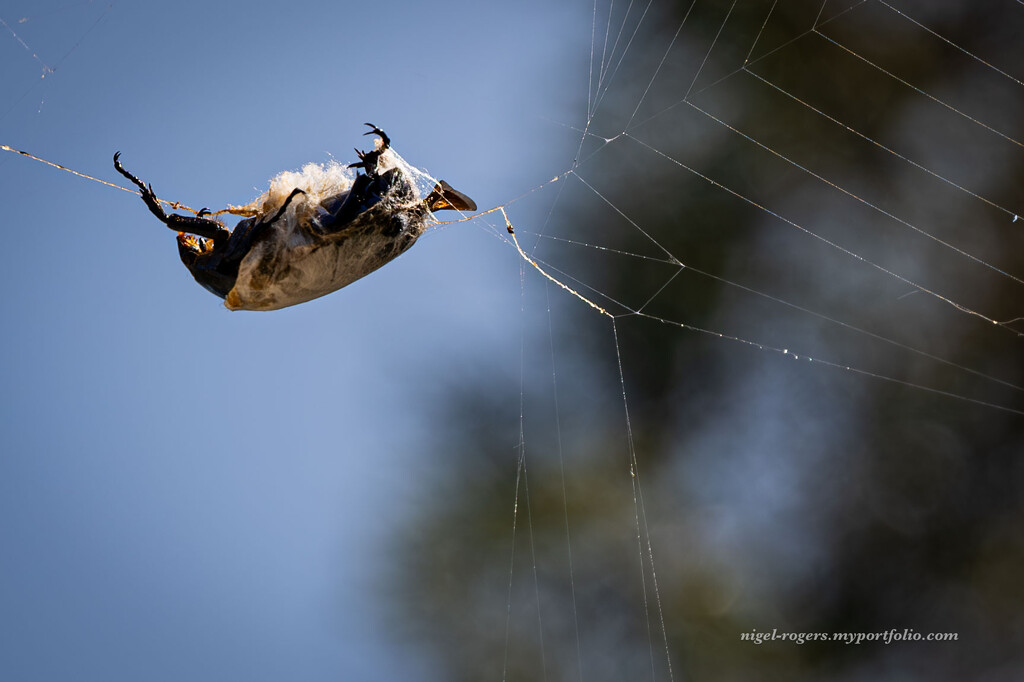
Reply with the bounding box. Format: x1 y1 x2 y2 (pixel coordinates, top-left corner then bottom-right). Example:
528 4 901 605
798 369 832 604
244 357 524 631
387 1 1024 680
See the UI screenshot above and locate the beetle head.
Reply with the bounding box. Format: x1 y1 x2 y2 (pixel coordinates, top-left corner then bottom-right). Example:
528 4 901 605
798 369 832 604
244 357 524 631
425 181 477 212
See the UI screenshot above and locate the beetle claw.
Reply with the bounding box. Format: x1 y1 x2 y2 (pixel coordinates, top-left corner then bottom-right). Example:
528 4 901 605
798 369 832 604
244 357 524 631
113 152 230 245
349 125 391 175
362 122 390 151
348 149 373 172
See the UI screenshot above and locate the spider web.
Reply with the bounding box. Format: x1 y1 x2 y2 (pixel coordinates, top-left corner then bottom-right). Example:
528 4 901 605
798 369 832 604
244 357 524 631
457 1 1024 680
2 1 1023 681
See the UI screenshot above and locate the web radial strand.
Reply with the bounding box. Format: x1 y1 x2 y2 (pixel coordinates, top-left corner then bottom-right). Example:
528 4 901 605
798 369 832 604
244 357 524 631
502 442 526 682
546 284 585 682
876 0 1024 88
593 0 642 99
744 0 780 65
503 257 529 682
596 0 616 99
684 99 1024 288
533 238 1024 409
742 68 1021 221
623 132 1021 336
683 0 740 101
612 319 675 682
814 29 1024 149
523 466 548 682
625 0 696 130
527 166 1024 400
630 1 869 129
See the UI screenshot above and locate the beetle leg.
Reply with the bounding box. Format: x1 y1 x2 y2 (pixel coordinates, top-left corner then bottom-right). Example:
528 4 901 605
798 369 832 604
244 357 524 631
238 187 309 244
347 123 390 176
348 148 371 171
361 122 390 150
113 152 231 245
257 188 306 227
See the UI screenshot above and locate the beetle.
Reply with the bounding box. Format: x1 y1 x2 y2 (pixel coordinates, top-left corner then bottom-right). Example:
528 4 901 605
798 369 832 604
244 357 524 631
113 124 476 311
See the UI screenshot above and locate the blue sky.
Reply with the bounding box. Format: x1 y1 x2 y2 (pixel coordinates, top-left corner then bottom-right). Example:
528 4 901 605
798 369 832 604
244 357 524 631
0 2 589 679
8 2 1023 680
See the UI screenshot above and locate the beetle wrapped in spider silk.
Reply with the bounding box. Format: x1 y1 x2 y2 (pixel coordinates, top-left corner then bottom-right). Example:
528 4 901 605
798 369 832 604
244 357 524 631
114 125 476 311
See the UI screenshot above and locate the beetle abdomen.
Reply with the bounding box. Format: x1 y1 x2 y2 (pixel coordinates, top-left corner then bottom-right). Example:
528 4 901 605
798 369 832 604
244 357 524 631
225 213 424 311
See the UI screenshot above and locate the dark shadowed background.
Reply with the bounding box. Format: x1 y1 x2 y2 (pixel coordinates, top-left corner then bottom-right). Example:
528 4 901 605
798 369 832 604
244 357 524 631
2 1 1023 681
